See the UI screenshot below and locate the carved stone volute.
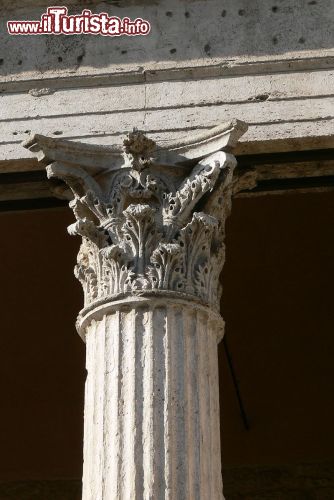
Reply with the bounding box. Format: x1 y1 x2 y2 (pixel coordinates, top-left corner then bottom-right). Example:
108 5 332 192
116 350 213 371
23 121 247 312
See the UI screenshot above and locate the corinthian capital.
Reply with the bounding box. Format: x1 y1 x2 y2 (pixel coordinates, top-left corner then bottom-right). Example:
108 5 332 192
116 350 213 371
24 121 247 312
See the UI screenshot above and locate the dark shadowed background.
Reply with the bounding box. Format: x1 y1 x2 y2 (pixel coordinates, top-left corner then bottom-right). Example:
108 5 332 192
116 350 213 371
0 190 333 499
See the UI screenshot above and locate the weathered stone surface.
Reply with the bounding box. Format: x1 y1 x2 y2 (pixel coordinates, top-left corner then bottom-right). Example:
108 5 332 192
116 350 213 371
1 0 333 81
24 124 244 313
1 0 333 163
81 299 223 499
2 70 333 121
2 70 333 162
24 124 245 499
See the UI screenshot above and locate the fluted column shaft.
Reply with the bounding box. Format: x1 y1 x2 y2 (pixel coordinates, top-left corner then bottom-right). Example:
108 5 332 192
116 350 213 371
79 298 224 500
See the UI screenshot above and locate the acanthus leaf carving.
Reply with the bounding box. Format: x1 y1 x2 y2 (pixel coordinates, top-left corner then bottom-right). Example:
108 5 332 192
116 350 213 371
149 243 183 291
30 127 243 310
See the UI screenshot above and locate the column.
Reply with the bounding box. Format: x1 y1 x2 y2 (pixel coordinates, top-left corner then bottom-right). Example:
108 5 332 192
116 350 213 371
24 121 247 500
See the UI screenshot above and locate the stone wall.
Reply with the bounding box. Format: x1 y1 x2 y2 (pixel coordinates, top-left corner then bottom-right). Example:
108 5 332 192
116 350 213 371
1 0 333 165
